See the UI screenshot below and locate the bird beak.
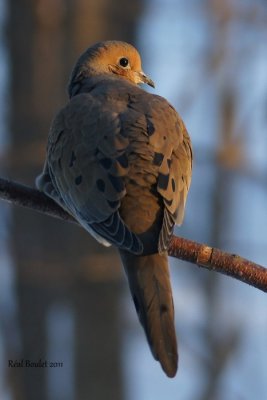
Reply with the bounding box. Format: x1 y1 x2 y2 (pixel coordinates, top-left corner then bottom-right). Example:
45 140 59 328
136 71 155 88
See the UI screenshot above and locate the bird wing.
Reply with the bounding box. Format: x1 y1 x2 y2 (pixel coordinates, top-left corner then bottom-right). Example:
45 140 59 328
145 96 193 252
42 92 143 254
38 83 192 255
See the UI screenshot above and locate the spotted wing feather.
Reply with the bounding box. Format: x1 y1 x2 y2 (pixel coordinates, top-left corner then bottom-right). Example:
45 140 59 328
146 97 192 252
41 92 143 254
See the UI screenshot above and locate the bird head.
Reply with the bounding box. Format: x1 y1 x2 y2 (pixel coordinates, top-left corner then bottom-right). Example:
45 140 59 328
68 40 155 97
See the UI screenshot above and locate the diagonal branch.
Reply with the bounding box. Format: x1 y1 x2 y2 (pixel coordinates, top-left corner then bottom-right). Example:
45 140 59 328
0 177 266 292
168 237 267 292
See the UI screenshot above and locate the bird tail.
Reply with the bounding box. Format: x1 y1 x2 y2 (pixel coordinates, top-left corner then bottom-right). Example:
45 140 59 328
119 250 178 377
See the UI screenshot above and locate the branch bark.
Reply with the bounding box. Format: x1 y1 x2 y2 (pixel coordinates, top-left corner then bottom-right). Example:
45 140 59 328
0 177 266 292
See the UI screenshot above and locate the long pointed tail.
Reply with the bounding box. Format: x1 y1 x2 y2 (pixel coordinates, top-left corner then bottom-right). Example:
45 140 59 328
120 250 178 377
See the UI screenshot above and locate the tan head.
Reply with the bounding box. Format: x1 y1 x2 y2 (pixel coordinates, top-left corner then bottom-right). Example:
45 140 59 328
68 40 154 97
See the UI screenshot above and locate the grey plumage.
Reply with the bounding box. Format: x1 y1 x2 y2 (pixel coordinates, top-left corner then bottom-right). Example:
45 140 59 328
36 41 192 377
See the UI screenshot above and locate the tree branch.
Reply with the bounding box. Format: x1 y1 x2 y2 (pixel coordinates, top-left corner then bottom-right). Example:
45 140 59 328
168 237 267 292
0 177 266 292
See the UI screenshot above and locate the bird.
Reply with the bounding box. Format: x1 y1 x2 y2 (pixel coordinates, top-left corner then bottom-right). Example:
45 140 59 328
36 40 192 378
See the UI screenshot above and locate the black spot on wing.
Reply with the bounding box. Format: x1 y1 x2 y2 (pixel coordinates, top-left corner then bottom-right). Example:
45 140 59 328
96 179 105 192
75 175 82 185
146 117 155 136
99 157 112 170
153 152 164 166
158 173 169 190
165 198 173 207
171 178 176 192
116 153 128 168
160 304 168 314
108 174 124 193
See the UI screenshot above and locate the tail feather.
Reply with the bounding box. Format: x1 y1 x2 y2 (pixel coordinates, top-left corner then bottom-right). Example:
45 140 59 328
120 250 178 378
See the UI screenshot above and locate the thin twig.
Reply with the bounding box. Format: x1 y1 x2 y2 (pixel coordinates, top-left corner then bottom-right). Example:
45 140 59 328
0 177 75 223
0 177 266 292
168 237 267 292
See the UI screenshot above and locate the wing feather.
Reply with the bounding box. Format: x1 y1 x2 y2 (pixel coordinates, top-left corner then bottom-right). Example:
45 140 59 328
42 92 143 254
146 97 193 253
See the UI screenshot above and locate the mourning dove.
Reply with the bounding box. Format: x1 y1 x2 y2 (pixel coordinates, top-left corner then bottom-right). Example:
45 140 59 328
36 41 192 378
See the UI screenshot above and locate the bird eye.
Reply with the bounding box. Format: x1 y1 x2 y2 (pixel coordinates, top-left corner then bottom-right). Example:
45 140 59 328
119 57 129 68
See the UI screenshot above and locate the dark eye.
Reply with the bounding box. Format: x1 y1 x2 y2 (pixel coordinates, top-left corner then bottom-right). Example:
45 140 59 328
119 57 129 68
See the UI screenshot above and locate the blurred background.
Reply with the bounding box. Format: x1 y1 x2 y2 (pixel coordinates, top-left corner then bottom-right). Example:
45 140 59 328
0 0 267 399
